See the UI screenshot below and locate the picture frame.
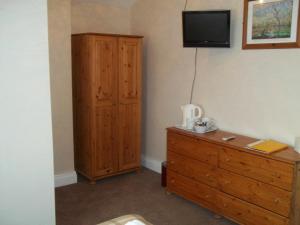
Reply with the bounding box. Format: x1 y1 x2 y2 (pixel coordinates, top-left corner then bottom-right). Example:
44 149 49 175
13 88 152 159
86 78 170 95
243 0 300 49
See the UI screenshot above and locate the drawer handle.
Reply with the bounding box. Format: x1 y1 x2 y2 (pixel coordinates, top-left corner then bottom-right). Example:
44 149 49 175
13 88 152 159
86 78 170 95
225 158 231 162
205 195 210 199
205 174 211 178
170 161 175 165
223 203 228 208
274 198 280 204
171 179 175 184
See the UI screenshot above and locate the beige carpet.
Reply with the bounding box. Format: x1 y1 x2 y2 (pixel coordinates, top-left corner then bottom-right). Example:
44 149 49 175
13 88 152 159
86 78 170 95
55 168 236 225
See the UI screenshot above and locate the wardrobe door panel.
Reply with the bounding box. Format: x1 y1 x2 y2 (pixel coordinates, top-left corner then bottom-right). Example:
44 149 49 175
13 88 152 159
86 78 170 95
118 37 142 171
94 36 118 105
95 106 118 176
93 36 118 176
118 104 141 170
118 38 142 104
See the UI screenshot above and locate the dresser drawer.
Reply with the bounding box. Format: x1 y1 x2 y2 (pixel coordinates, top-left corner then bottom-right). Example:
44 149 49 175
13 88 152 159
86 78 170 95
167 170 217 211
168 132 218 166
219 148 294 191
218 192 289 225
168 151 218 188
218 169 292 217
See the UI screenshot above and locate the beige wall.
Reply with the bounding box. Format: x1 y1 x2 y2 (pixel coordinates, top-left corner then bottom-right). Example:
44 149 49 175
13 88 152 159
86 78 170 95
48 0 75 175
0 0 55 223
71 0 131 34
131 0 300 164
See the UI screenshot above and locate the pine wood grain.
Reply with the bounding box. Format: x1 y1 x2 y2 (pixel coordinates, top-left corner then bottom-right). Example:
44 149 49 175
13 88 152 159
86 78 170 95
94 106 117 176
290 163 300 225
167 170 218 213
168 151 218 188
117 37 142 171
118 104 141 171
92 36 118 177
218 169 292 217
72 35 93 176
219 147 294 191
218 192 289 225
168 132 219 166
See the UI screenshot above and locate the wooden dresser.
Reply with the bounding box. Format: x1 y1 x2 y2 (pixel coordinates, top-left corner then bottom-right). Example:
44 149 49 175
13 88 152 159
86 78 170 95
72 33 143 183
167 127 300 225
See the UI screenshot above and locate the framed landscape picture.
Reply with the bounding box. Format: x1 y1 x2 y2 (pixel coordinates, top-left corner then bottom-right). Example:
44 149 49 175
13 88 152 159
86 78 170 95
243 0 300 49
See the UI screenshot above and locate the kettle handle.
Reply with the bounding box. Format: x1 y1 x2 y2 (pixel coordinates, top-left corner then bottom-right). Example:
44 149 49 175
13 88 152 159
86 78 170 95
194 106 202 119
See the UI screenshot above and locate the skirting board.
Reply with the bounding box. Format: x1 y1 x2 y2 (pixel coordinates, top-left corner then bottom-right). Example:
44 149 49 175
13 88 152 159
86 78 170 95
55 171 77 188
142 155 162 174
55 158 161 187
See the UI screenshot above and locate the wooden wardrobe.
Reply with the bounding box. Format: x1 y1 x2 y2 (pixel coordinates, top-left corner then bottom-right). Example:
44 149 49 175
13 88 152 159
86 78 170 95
72 33 143 183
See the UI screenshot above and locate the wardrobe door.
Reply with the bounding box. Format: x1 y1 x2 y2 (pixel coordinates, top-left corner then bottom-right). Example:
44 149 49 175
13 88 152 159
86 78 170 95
118 104 140 170
118 37 142 170
93 36 118 177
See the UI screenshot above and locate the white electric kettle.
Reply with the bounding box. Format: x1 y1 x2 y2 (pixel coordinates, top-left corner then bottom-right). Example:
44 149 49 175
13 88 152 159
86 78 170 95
181 104 202 130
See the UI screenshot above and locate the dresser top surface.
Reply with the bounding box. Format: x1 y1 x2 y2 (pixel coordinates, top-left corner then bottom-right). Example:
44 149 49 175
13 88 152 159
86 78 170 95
72 33 144 38
167 127 300 164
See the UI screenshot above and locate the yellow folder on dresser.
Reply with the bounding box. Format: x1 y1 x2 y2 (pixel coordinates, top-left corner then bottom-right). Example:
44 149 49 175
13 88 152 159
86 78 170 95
247 139 288 154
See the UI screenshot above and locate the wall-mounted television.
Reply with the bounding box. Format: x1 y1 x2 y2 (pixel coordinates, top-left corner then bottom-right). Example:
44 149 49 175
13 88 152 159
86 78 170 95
183 10 231 48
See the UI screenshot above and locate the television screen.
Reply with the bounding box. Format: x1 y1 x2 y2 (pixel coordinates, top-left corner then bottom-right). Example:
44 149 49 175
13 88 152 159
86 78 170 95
183 11 231 48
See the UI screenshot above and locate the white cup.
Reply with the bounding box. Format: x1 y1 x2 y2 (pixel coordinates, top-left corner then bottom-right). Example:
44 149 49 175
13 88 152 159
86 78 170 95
194 125 207 133
295 137 300 153
201 117 215 130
